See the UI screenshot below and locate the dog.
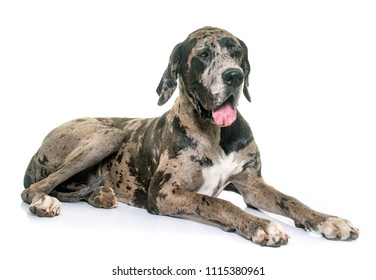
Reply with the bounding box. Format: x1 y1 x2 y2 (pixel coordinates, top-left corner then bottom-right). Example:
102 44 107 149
21 27 359 246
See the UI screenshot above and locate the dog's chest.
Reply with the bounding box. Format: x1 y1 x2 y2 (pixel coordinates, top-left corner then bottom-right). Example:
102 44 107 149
197 152 244 197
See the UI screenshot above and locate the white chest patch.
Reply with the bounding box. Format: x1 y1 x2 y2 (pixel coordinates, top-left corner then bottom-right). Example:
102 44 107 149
197 152 244 197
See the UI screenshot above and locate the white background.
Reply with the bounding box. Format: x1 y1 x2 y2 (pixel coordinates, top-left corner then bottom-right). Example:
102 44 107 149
1 0 375 279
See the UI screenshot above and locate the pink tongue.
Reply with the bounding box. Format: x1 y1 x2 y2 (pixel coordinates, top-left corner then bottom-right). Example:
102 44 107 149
212 102 237 127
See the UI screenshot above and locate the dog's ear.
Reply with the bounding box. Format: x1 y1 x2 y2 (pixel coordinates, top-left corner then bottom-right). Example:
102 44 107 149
239 39 251 102
156 42 183 106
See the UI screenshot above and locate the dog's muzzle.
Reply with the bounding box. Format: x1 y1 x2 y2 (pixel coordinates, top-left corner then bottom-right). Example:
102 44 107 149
212 68 243 127
194 68 243 127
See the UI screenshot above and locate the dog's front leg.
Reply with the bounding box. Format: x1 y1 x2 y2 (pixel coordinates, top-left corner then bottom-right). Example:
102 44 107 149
147 175 289 247
234 176 359 241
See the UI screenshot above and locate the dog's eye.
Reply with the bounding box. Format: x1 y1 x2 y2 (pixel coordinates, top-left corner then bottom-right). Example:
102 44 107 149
232 49 242 59
198 51 210 59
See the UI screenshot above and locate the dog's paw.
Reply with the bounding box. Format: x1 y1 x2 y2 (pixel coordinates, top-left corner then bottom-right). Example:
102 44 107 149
316 217 359 241
30 195 61 217
88 186 118 208
249 221 290 247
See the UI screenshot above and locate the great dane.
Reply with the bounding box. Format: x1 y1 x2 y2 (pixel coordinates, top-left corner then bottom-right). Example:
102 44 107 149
22 27 359 246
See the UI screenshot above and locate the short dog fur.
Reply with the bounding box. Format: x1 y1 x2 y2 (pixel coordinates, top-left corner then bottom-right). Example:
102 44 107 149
22 27 359 246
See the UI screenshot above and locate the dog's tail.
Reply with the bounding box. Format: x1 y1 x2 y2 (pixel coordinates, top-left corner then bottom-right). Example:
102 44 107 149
49 172 108 202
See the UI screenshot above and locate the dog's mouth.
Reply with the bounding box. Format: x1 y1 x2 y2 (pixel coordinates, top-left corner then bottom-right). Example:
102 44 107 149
212 96 237 127
195 95 237 127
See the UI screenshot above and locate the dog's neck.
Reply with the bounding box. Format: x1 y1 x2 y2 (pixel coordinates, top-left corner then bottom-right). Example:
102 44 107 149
170 94 250 156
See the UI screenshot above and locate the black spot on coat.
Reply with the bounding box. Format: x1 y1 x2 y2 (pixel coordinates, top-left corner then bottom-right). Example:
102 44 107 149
133 188 148 208
37 155 49 165
169 116 197 157
219 37 236 49
220 111 253 155
190 155 213 167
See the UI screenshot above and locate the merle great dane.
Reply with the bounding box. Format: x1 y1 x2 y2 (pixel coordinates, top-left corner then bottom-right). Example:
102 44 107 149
22 27 359 246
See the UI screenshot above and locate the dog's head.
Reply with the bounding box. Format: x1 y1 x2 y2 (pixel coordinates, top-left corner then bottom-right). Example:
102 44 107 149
157 27 251 127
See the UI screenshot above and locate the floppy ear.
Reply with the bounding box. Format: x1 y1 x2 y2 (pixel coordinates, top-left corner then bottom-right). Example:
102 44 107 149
156 42 183 106
239 39 251 102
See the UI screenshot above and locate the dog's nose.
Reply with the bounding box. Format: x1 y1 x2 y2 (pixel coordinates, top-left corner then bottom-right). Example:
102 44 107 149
222 69 244 87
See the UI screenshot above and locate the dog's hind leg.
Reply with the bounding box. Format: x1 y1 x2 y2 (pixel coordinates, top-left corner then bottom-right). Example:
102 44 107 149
21 118 125 217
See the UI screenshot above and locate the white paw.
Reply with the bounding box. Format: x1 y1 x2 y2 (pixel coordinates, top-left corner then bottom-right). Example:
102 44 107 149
317 217 359 240
252 222 290 247
30 195 61 217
